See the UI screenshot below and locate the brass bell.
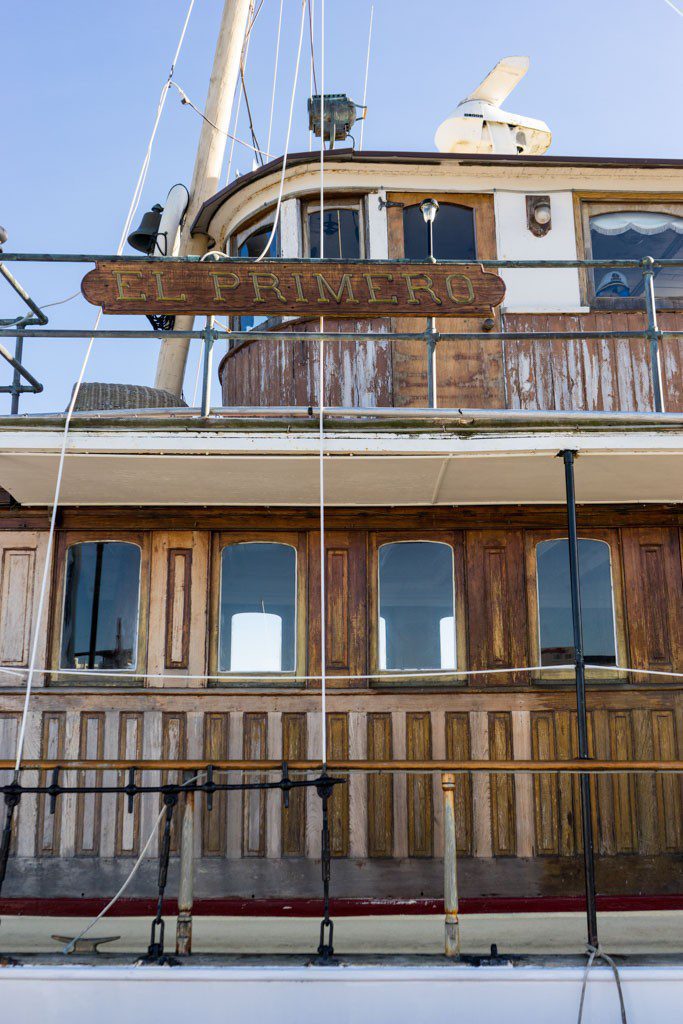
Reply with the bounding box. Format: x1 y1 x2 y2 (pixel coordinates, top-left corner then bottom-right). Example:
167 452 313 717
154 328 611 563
127 204 164 255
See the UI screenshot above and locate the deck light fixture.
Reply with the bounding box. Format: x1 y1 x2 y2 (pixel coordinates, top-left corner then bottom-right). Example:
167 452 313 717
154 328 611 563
420 198 440 262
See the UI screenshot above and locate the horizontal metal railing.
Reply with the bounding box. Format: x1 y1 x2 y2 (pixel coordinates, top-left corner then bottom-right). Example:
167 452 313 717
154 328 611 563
1 253 683 415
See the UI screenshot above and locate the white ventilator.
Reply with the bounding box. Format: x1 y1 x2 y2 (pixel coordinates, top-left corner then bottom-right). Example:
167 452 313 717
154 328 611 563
155 183 190 256
435 56 551 156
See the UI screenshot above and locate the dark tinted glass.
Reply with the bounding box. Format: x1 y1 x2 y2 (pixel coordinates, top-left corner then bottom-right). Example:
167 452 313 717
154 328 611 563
61 542 140 670
220 542 296 672
537 539 616 666
237 224 278 330
379 541 455 671
308 208 360 258
590 213 683 300
402 203 476 260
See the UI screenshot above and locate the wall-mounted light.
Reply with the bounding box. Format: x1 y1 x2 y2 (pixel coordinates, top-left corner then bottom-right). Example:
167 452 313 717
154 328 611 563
526 195 552 237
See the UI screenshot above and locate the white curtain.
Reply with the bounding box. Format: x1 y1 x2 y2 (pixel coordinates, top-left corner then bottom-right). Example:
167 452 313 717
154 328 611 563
590 211 683 236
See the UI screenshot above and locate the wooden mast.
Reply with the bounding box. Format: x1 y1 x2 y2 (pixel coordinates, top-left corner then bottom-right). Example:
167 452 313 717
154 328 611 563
155 0 252 398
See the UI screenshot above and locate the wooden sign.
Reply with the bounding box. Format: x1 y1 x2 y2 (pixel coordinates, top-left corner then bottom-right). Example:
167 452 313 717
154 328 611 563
81 259 505 318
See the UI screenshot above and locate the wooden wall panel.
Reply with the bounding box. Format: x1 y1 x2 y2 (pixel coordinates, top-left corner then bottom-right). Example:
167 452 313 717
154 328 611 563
367 713 393 857
202 713 229 856
406 712 433 858
327 713 349 857
281 713 307 856
530 712 559 856
75 713 104 856
608 711 637 853
242 713 267 857
147 531 209 685
488 712 516 856
308 531 367 682
555 711 581 856
0 532 49 686
445 712 472 855
161 712 186 853
652 710 683 851
116 712 142 856
622 528 683 680
165 549 192 670
466 531 528 684
37 712 65 856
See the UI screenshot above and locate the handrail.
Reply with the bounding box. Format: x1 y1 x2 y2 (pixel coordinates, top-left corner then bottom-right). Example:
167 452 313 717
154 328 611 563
4 758 683 772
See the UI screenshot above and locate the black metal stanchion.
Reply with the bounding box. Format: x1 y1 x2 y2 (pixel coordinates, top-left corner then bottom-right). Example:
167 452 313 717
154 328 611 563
560 449 599 949
313 771 337 965
145 791 178 964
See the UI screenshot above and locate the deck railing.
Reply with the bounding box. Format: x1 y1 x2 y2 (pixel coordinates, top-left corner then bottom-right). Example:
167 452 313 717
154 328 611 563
1 254 683 416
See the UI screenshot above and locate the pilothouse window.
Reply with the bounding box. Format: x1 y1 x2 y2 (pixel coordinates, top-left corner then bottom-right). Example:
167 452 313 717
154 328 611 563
402 202 476 260
308 208 360 258
378 541 455 672
536 538 617 667
590 211 683 300
236 223 279 331
219 542 296 673
61 541 141 671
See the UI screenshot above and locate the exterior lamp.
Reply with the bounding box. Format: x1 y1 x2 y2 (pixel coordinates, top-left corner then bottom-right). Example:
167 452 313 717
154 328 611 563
420 198 440 262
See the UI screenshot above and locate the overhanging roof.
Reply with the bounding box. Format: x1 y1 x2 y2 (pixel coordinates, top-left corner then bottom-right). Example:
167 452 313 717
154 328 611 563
192 148 683 236
0 413 681 507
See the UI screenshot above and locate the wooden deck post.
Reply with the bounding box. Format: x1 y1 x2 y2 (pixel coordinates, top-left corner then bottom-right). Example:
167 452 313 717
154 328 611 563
175 788 194 956
442 772 460 958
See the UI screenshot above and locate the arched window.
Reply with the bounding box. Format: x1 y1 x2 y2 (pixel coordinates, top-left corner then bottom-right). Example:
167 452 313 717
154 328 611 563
378 541 455 672
402 202 476 261
307 207 361 258
219 542 296 673
61 541 141 670
590 211 683 300
236 222 279 331
536 538 616 666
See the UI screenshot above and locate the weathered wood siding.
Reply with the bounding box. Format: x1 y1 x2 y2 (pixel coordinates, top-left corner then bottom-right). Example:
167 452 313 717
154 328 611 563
220 312 683 413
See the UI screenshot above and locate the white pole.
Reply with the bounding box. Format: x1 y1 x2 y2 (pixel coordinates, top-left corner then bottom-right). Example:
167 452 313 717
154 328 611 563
155 0 252 397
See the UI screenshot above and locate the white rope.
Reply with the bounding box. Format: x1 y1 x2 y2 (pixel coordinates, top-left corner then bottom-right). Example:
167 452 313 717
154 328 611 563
266 0 285 156
254 0 308 261
577 945 628 1024
318 0 327 765
12 0 196 775
62 802 168 954
359 4 373 150
62 769 200 955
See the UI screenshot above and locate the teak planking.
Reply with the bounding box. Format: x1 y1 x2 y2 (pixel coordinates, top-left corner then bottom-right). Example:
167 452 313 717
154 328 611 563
80 259 506 317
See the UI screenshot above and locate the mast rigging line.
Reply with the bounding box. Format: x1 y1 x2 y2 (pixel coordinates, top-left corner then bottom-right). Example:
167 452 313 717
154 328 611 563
169 81 271 159
254 0 308 261
266 0 285 157
318 0 327 768
10 0 197 776
359 4 374 151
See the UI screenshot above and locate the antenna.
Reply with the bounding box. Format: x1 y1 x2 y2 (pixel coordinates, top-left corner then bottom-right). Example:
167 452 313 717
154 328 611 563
434 56 551 156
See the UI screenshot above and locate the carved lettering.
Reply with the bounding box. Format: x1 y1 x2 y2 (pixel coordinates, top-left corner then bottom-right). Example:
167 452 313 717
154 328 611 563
314 274 359 305
446 273 476 305
113 270 147 301
250 272 287 303
211 271 240 300
292 273 307 303
363 273 397 304
152 272 187 303
402 273 442 305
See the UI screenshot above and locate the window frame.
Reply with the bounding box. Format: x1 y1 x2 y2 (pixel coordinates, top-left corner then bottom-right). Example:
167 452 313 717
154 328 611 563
524 529 627 684
576 194 683 310
385 192 497 262
209 531 307 687
49 532 150 686
369 531 466 686
301 196 366 259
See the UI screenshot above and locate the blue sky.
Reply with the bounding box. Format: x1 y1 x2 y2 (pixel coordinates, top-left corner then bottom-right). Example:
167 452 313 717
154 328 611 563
3 0 683 412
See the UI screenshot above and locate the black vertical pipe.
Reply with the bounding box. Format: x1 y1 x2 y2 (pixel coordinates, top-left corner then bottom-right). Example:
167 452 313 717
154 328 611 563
10 335 22 415
561 449 598 948
87 543 104 670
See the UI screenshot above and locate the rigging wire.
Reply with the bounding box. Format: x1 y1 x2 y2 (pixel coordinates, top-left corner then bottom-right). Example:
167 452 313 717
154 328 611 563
12 0 196 774
169 81 271 159
318 0 327 766
254 0 308 261
266 0 285 157
308 0 315 150
359 4 374 151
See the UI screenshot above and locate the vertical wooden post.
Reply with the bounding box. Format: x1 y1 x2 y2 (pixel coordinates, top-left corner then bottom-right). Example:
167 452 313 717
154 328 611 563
175 789 194 955
442 771 460 958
